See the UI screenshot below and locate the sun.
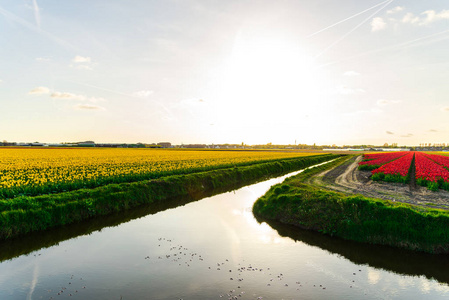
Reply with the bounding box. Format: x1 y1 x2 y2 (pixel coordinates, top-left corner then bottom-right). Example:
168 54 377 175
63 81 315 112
209 32 331 144
220 32 325 112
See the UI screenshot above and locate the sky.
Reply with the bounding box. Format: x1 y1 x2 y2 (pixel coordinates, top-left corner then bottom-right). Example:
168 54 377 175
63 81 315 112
1 0 449 146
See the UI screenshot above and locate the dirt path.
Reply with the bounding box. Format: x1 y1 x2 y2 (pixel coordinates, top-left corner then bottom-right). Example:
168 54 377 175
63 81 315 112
335 156 362 189
311 155 449 210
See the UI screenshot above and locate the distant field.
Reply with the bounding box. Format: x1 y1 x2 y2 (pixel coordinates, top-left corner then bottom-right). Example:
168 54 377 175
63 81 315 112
0 148 322 199
433 152 449 156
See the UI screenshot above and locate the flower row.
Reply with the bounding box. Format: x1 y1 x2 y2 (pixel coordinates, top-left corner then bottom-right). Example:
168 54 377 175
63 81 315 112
371 152 414 183
366 151 449 191
414 152 449 191
358 151 408 170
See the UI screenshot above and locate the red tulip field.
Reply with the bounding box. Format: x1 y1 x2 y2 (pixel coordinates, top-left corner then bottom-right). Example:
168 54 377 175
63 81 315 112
359 151 449 191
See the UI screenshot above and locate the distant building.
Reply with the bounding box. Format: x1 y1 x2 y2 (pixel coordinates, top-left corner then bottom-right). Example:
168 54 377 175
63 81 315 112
30 142 44 147
157 142 172 148
77 141 96 147
183 144 207 148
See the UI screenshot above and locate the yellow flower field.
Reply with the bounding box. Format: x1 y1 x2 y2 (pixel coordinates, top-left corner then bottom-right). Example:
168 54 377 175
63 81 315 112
0 148 321 198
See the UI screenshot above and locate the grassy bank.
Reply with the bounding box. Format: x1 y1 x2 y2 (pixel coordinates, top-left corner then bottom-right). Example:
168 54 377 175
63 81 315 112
0 154 338 241
253 156 449 254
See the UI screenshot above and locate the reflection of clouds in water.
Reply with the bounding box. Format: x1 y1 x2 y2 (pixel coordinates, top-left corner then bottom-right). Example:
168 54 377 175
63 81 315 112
258 234 284 245
420 278 431 293
419 277 449 295
26 262 39 300
376 274 449 298
367 268 381 285
398 276 415 288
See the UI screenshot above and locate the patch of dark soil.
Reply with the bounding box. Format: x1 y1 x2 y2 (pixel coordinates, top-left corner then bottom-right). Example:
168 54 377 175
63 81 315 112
356 169 371 184
322 156 356 184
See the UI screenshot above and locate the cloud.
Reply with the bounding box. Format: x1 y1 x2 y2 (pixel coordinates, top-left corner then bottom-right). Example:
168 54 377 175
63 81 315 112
428 129 438 132
377 99 401 106
371 17 386 32
336 86 365 95
442 106 449 112
420 10 449 25
400 133 413 138
343 71 360 76
51 92 85 101
29 86 50 94
402 13 420 24
0 79 2 83
72 55 91 63
387 6 404 15
74 104 105 110
70 55 94 70
386 131 394 135
50 91 105 102
132 90 154 98
402 10 449 26
36 57 50 62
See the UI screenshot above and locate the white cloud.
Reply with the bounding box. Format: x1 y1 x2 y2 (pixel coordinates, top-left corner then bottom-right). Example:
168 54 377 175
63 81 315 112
132 90 154 98
402 13 420 24
377 99 401 106
72 55 91 63
74 104 105 110
442 106 449 112
401 133 413 138
387 6 404 15
36 57 50 62
0 79 3 83
51 92 86 101
386 131 394 135
70 55 94 70
343 71 360 76
371 17 386 32
29 86 50 94
420 10 449 25
402 10 449 26
50 91 105 102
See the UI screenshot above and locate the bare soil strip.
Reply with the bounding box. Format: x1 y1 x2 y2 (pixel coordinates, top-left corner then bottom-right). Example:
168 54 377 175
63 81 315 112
310 155 449 210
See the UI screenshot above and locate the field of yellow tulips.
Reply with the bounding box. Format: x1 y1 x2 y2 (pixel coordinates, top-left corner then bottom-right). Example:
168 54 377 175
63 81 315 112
0 148 321 199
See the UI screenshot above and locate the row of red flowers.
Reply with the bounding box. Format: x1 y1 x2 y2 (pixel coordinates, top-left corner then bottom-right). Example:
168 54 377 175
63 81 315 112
414 152 449 190
370 152 414 184
358 151 408 170
359 151 449 190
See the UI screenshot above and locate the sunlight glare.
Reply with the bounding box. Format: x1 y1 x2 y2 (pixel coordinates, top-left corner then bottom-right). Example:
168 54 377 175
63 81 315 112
222 34 320 112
